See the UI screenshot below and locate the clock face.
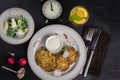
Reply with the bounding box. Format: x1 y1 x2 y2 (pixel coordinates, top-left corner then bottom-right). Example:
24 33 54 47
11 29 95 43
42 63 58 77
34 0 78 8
42 0 62 19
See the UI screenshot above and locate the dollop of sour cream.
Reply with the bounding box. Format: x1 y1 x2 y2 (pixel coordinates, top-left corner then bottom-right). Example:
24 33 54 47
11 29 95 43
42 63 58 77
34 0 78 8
53 70 62 77
46 35 63 54
16 29 25 38
63 50 69 58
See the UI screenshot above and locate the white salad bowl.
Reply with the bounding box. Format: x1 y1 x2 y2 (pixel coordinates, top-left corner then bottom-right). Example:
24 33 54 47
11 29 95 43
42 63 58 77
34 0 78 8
0 7 35 45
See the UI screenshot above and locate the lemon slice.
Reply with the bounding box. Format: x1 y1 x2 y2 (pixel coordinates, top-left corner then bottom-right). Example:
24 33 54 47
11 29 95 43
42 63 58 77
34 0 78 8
3 20 8 31
70 6 89 25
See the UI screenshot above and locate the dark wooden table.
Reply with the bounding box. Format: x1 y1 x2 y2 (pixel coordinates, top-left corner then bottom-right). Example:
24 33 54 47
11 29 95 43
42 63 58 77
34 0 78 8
0 0 120 80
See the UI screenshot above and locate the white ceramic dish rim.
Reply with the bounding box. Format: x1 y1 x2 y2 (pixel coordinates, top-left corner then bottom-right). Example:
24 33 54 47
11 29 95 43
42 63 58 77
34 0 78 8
27 24 87 80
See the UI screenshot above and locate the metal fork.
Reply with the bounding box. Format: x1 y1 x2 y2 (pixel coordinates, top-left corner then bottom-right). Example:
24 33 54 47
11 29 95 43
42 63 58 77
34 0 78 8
80 29 94 74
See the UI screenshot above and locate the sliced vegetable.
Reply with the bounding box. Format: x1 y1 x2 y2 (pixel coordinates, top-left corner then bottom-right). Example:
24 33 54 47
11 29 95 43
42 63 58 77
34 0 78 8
17 15 28 31
3 20 8 31
11 18 17 28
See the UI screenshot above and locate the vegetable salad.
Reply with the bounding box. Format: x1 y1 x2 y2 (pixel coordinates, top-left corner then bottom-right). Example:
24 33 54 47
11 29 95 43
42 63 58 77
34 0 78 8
3 15 28 38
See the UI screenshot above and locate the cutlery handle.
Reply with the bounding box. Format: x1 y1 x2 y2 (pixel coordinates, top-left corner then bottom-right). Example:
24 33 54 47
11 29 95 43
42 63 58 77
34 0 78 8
1 66 17 73
83 50 94 77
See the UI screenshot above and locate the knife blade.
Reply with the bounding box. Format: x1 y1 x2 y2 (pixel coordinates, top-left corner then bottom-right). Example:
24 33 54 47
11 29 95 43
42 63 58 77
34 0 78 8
83 29 101 77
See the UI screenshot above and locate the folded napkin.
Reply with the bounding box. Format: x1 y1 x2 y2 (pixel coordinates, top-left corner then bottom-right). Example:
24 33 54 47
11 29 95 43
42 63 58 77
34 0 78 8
82 27 111 76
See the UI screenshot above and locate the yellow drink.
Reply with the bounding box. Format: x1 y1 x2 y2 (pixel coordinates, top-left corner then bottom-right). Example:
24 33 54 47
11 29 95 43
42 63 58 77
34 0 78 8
69 6 89 25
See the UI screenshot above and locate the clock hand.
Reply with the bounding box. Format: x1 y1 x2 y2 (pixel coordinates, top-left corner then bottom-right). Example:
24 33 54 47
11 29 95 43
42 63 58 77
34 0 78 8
50 2 53 11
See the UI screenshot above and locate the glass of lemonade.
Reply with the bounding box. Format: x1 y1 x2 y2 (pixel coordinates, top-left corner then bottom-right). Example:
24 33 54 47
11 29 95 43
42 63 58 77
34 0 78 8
69 6 89 26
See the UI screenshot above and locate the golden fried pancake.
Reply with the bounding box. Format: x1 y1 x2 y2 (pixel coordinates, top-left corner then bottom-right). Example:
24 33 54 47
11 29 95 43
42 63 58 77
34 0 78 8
67 46 78 64
56 55 69 71
35 47 57 72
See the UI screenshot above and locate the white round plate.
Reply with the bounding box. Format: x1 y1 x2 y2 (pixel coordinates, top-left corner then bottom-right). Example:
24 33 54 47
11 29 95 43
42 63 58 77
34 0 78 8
27 24 86 80
0 7 35 45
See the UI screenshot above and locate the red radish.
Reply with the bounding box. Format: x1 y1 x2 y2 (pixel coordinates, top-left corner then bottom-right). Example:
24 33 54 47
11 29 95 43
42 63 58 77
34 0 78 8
8 57 15 65
19 58 27 66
